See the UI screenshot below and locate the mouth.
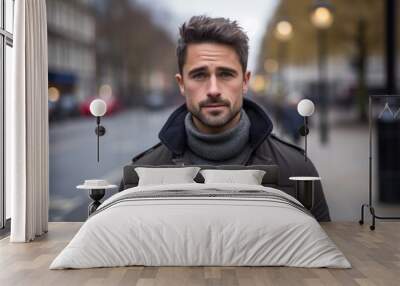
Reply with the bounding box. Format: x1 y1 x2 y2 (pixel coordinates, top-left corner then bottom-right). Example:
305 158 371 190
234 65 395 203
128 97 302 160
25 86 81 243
202 104 227 108
202 105 227 113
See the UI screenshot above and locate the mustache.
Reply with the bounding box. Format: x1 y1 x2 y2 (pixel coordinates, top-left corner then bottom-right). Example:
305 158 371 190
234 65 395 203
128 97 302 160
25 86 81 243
199 98 230 108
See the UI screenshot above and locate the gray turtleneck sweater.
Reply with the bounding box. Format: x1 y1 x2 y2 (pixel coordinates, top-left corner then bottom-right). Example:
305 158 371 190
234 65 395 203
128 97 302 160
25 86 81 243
183 109 252 165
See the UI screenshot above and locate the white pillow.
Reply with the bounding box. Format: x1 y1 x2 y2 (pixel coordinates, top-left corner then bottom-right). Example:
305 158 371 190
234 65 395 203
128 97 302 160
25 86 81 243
200 169 266 185
135 167 201 186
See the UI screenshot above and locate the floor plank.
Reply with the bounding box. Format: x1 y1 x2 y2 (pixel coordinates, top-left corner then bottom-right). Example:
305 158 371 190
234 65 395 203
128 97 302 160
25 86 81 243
0 222 399 286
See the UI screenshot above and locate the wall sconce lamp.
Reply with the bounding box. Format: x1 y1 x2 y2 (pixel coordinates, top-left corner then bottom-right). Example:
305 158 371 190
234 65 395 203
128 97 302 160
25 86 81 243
297 99 315 162
89 99 107 162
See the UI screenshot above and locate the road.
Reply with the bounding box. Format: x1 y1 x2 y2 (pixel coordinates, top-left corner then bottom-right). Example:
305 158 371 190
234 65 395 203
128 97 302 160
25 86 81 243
50 105 400 222
49 107 173 221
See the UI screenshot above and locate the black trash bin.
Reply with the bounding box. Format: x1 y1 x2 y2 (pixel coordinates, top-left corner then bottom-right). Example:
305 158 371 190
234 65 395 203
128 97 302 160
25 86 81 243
376 117 400 203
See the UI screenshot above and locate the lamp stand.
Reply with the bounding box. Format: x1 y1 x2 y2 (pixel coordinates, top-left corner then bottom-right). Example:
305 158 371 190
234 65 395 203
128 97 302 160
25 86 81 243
298 116 310 162
304 117 308 162
94 116 106 162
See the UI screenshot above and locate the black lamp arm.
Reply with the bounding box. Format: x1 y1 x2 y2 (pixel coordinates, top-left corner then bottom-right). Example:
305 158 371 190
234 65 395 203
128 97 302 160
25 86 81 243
94 116 106 162
304 116 308 162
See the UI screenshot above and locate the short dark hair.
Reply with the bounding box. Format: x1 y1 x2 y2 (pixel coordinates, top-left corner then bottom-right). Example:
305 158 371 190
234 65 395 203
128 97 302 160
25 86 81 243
177 15 249 75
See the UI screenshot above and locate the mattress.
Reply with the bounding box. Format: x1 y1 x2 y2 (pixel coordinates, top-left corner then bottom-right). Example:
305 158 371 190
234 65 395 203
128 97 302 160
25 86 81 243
50 183 351 269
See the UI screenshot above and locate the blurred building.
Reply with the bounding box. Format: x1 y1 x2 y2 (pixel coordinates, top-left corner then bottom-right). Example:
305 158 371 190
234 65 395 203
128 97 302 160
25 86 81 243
46 0 96 118
95 0 177 108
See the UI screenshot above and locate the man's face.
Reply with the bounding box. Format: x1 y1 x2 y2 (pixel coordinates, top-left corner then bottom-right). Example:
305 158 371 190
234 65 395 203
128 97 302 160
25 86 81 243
175 42 251 133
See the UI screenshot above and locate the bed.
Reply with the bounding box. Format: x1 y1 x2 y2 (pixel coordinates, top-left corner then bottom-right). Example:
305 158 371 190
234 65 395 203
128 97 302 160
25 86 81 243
49 165 350 269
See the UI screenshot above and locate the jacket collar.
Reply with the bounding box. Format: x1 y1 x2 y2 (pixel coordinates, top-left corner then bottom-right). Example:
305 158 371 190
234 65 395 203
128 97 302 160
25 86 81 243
158 97 273 156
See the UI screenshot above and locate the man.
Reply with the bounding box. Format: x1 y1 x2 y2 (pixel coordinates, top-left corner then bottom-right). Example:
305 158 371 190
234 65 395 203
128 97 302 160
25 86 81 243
119 15 330 221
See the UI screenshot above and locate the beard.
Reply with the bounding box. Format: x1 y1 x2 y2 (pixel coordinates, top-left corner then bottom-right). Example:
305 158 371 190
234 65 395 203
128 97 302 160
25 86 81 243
188 97 242 128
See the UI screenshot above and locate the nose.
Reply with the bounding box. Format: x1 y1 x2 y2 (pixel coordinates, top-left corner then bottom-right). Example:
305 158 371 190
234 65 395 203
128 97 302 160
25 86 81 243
207 74 221 98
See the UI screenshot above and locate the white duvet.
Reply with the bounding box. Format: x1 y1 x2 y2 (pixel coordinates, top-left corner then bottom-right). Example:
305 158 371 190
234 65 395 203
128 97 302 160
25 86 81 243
50 183 351 269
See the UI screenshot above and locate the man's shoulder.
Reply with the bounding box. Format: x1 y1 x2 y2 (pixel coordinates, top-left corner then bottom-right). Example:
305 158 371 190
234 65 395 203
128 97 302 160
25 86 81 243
268 133 305 155
261 133 318 169
265 133 319 176
131 142 173 164
252 133 307 168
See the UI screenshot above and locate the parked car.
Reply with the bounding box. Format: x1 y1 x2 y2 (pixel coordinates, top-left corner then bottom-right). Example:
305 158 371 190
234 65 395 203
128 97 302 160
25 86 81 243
48 93 80 122
58 94 80 119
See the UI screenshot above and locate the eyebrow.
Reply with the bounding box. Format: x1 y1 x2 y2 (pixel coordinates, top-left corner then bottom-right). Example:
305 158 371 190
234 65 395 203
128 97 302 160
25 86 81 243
188 66 239 77
188 66 208 77
218 67 238 76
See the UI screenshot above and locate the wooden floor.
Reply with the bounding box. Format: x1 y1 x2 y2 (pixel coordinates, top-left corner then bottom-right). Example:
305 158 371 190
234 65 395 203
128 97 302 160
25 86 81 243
0 222 399 286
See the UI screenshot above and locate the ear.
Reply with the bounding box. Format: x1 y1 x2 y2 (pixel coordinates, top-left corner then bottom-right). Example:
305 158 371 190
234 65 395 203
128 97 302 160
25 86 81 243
175 73 185 96
242 70 251 95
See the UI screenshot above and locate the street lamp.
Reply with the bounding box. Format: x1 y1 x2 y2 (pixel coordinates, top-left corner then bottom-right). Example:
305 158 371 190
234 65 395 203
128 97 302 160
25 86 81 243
273 20 293 134
264 58 279 74
274 19 293 96
310 5 334 29
274 20 293 80
310 0 334 144
263 58 279 95
274 20 293 42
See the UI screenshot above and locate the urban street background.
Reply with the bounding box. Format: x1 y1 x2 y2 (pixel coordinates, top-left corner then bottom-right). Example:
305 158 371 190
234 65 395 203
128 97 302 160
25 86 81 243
39 0 400 222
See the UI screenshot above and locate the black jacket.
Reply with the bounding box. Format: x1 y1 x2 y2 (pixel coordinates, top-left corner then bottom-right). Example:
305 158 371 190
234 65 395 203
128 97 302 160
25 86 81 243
119 98 331 221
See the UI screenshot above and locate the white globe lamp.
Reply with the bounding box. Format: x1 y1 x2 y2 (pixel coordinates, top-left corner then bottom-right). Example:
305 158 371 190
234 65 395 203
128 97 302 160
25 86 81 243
297 99 315 117
90 99 107 117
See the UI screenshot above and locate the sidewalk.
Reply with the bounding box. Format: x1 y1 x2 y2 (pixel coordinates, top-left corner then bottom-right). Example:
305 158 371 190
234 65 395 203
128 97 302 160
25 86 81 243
298 109 400 222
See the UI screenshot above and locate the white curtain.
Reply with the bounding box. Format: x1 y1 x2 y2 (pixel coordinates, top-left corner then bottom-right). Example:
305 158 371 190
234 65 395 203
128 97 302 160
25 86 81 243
7 0 49 242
